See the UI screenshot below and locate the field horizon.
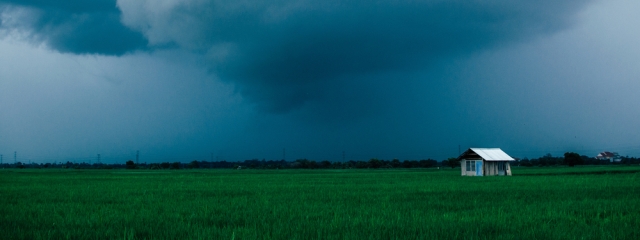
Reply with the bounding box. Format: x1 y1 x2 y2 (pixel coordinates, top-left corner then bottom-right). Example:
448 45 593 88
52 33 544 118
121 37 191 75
2 166 639 239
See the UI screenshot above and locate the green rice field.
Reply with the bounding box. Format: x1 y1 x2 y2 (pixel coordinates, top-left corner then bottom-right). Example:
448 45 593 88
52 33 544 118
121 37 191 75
1 166 640 239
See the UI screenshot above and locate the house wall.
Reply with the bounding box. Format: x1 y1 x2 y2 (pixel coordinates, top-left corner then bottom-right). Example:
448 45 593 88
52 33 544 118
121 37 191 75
485 161 496 176
461 159 479 176
484 161 507 176
462 160 512 176
485 161 512 176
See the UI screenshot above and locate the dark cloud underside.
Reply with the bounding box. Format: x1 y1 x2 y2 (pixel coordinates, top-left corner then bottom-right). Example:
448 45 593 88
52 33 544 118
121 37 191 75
4 0 640 162
3 0 593 112
0 0 146 55
130 0 591 113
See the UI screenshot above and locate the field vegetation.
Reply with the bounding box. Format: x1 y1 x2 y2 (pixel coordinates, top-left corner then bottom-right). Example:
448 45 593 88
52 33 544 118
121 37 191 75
1 166 639 239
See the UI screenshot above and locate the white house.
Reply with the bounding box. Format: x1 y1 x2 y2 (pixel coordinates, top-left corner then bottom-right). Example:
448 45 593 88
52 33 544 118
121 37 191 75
596 151 621 162
458 148 515 176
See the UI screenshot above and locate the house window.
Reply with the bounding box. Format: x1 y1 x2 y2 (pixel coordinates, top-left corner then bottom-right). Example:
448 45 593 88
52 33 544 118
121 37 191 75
466 161 471 171
498 162 505 171
470 161 475 171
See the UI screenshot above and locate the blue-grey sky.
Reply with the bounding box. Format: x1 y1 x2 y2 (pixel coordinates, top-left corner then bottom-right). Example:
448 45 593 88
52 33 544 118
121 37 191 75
1 0 639 163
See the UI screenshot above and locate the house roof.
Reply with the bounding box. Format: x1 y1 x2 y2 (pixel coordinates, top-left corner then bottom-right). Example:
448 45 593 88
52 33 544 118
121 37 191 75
597 151 620 159
459 148 515 161
599 152 616 157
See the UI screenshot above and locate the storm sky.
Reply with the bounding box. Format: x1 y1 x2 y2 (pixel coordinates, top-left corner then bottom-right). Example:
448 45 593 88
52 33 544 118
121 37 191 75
1 0 639 163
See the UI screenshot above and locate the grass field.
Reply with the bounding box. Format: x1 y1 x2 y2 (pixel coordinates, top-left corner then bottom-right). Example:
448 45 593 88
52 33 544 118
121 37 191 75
1 166 639 239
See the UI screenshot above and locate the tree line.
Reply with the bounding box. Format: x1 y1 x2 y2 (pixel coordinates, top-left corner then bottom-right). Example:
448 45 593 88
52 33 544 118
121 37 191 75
3 152 639 170
516 153 640 167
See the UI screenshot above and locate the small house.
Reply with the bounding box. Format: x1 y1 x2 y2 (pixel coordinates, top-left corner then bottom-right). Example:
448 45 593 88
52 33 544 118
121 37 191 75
458 148 514 176
596 151 621 162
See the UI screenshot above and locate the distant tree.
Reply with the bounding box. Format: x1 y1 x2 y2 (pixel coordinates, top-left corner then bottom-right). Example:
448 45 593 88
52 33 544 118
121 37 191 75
446 157 460 168
581 155 596 165
125 160 136 169
519 158 531 167
391 159 401 168
564 152 582 167
380 160 389 167
539 153 550 166
420 159 438 168
308 161 318 169
355 161 368 169
188 160 200 169
331 161 343 169
148 164 161 170
402 160 413 168
160 162 171 169
368 158 382 169
294 159 309 169
343 161 355 169
171 162 181 169
320 160 332 169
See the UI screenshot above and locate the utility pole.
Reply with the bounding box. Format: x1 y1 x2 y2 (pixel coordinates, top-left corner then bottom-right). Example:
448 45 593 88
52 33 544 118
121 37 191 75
97 154 101 164
136 151 139 165
283 148 286 161
14 151 17 164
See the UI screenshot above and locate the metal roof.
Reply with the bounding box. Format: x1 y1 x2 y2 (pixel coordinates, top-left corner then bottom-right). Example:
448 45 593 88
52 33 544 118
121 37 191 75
468 148 515 161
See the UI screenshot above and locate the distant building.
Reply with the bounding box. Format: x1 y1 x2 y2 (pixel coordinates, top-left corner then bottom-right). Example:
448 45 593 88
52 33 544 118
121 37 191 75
596 152 621 162
458 148 515 176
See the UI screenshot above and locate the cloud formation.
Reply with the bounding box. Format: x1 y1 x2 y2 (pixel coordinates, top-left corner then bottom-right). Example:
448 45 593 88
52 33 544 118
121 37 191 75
4 0 640 161
1 0 592 112
0 0 146 55
117 0 592 113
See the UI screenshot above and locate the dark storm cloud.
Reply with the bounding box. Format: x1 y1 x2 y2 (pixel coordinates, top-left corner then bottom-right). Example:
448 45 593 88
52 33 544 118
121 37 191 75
1 0 593 111
119 0 592 113
0 0 146 55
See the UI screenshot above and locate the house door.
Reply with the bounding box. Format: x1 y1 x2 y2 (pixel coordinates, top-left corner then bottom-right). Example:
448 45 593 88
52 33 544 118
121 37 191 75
475 161 483 176
498 162 506 176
